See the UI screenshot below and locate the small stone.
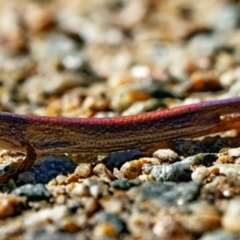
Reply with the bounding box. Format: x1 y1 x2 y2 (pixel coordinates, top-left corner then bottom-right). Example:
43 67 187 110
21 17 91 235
214 163 240 176
128 181 201 205
227 147 240 158
153 216 188 239
200 229 239 240
30 156 76 183
23 4 55 33
103 149 144 171
55 195 67 205
110 88 150 112
212 3 240 31
192 166 210 182
180 201 221 234
24 206 70 226
93 163 115 182
17 171 36 184
217 155 234 163
95 213 127 236
93 222 118 238
56 175 68 185
139 157 160 165
112 179 141 190
24 228 76 240
48 178 58 186
130 64 150 78
122 98 163 116
89 182 110 198
128 212 155 238
0 196 24 219
11 184 51 201
219 68 239 87
22 72 85 99
117 160 142 179
188 70 222 92
100 197 123 214
222 198 240 232
60 218 81 233
153 149 179 163
66 182 89 197
62 52 85 70
142 153 217 182
82 197 99 214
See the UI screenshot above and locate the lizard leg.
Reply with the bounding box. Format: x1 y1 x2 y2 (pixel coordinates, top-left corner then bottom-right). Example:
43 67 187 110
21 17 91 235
0 143 37 183
17 143 37 172
219 113 240 131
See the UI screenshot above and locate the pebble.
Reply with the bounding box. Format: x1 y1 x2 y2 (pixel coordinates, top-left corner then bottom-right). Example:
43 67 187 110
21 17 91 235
188 70 222 93
24 227 77 240
153 149 179 163
200 229 239 240
21 72 88 103
142 153 217 181
109 78 167 112
92 163 115 183
0 5 26 52
22 4 55 33
212 2 240 32
219 68 240 87
24 205 70 226
188 33 222 56
94 213 128 237
117 160 143 179
214 163 240 177
112 158 155 181
89 182 110 198
226 147 240 158
0 221 23 239
179 201 221 234
111 89 150 112
11 183 51 201
0 195 24 219
60 218 81 233
74 163 92 179
215 52 236 73
55 175 68 185
103 149 144 171
67 183 89 197
93 222 119 238
30 156 76 183
82 197 99 214
128 181 201 205
128 212 156 238
69 177 111 198
203 175 240 199
32 33 78 59
122 98 164 116
192 166 210 182
217 155 234 164
17 171 36 184
100 197 123 214
222 198 240 232
153 216 189 239
112 179 141 190
62 52 85 71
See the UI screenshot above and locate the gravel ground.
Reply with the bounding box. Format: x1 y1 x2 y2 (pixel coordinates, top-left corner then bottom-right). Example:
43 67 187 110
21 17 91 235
1 0 240 239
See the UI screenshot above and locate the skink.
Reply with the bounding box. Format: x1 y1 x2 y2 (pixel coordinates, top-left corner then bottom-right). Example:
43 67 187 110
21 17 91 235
0 97 240 182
